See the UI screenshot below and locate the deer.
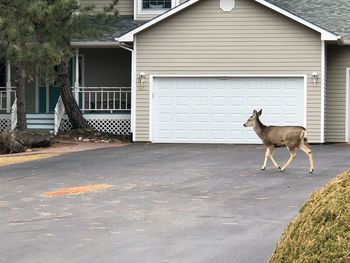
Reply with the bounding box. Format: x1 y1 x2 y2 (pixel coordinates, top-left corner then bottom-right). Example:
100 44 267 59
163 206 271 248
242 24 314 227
243 109 314 173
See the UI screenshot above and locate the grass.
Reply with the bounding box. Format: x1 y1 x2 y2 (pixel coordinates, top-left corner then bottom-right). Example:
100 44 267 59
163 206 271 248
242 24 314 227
0 153 60 167
270 169 350 262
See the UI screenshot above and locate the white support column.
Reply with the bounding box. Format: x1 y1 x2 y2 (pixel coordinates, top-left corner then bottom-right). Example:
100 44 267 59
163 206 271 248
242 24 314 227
321 40 326 143
74 48 80 104
6 60 11 113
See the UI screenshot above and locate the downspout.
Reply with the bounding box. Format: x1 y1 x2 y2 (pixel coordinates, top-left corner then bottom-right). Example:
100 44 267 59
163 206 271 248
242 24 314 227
118 40 135 141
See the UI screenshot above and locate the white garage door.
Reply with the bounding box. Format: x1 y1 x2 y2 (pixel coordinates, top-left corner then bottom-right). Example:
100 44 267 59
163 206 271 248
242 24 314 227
152 77 305 143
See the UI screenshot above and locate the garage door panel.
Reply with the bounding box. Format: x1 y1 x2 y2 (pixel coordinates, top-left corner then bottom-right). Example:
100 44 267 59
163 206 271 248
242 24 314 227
153 77 304 143
175 97 191 106
175 113 191 122
193 96 208 106
158 113 173 123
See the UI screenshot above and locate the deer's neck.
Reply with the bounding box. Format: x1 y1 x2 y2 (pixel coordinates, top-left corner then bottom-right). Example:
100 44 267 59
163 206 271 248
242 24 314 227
253 117 267 139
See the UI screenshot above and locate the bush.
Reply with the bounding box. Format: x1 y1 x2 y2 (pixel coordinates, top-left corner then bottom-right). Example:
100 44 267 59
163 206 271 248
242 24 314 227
270 170 350 263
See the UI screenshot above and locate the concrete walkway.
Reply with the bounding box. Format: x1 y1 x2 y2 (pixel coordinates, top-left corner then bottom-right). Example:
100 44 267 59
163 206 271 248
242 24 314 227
0 144 349 263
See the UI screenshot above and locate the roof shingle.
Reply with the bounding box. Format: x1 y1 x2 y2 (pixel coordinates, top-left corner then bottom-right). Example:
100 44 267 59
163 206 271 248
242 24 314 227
265 0 350 39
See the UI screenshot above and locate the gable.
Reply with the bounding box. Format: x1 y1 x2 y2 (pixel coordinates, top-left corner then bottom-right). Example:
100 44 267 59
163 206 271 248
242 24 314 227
118 0 338 42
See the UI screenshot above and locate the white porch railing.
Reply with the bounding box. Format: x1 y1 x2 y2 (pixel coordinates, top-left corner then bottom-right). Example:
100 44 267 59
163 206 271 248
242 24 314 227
0 87 16 112
10 98 17 130
77 87 131 113
54 96 65 135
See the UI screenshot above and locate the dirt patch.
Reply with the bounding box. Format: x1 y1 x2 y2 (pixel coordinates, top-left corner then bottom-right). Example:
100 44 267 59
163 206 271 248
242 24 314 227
0 154 60 167
43 184 113 197
0 140 127 167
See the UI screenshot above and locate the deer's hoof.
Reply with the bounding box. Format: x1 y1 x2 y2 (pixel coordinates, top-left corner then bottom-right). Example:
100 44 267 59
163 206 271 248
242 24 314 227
277 166 282 170
309 169 314 174
280 168 285 172
261 167 266 171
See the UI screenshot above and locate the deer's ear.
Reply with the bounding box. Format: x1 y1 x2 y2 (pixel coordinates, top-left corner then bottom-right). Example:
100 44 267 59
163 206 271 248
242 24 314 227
257 109 262 116
253 110 257 115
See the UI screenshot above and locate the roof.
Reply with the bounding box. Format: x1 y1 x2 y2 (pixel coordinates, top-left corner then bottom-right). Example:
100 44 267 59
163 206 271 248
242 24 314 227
265 0 350 39
71 16 146 46
119 0 346 42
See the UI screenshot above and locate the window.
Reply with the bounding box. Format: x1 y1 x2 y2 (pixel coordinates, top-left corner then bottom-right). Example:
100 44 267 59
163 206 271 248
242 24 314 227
142 0 172 10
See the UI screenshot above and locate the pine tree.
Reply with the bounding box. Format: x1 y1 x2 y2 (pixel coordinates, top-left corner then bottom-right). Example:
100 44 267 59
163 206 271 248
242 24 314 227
0 0 119 130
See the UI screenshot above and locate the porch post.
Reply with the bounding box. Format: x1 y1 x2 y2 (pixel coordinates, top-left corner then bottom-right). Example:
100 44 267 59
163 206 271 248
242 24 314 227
74 48 80 104
6 60 11 113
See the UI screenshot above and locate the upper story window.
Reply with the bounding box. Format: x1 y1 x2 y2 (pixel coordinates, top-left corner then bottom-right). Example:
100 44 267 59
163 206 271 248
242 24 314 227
142 0 172 10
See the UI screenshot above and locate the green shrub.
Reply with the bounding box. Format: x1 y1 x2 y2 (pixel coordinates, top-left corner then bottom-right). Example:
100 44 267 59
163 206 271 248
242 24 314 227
270 170 350 263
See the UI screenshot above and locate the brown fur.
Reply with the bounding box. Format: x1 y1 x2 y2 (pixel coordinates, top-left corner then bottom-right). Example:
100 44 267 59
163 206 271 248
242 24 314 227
244 109 314 173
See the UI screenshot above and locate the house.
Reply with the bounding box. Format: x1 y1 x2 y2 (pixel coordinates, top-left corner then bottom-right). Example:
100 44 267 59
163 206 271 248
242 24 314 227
1 0 350 144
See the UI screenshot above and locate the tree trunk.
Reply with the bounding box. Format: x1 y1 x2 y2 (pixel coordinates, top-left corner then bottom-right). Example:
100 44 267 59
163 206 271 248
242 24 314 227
57 60 89 129
15 64 27 130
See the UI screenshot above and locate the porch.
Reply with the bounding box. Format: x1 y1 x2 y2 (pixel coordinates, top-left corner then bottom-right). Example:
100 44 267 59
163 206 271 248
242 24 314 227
0 47 132 135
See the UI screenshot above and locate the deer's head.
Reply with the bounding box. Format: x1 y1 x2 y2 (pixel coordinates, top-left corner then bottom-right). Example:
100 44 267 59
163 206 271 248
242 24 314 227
243 109 262 127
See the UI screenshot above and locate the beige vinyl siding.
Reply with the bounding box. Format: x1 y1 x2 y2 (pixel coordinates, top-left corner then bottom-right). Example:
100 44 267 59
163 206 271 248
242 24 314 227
79 0 133 15
135 0 323 142
326 45 350 142
81 48 131 87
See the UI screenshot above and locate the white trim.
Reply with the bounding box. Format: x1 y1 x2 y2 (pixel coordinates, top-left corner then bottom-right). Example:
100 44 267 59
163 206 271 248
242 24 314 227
75 48 80 87
71 42 119 48
304 75 308 130
346 68 350 143
149 74 308 143
149 74 154 142
132 37 137 141
119 0 338 42
320 40 326 143
6 60 11 113
83 114 131 120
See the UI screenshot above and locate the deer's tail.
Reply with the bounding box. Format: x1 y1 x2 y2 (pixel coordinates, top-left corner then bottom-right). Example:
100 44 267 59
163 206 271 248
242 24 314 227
301 130 308 144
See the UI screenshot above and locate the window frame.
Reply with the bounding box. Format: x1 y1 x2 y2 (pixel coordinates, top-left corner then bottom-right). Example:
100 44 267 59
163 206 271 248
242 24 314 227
138 0 178 14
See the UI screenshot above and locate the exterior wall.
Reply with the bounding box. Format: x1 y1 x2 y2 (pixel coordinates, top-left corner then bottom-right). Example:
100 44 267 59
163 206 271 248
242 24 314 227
80 48 131 87
326 45 350 142
135 0 323 142
79 0 133 16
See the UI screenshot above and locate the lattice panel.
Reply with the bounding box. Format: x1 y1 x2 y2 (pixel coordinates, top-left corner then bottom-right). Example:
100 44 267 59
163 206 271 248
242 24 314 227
60 119 73 132
60 118 131 135
0 119 11 132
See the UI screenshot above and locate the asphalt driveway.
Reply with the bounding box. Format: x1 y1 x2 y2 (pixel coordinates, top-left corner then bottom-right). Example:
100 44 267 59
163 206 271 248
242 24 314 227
1 144 350 263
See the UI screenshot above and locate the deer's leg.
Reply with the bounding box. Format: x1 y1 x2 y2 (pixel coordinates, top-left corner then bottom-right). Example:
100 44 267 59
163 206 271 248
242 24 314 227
299 143 314 173
268 147 281 170
281 146 297 172
261 148 269 170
